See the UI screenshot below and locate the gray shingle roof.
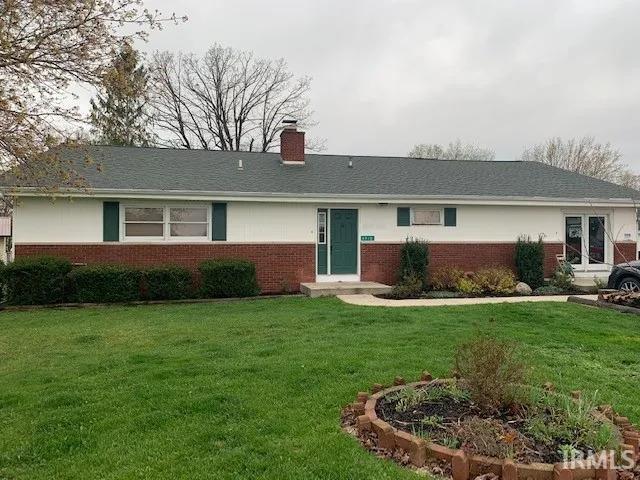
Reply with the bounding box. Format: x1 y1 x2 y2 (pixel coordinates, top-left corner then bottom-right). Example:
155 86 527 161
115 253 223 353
17 145 640 201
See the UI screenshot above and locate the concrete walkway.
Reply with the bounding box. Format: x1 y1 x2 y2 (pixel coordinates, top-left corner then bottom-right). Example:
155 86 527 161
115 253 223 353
337 293 599 307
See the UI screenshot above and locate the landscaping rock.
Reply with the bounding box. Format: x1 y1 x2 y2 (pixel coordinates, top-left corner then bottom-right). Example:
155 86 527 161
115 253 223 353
515 282 532 295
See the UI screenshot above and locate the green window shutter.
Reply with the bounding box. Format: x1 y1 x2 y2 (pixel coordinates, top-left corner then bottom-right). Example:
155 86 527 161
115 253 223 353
212 203 227 241
103 201 119 242
397 207 410 226
444 207 457 227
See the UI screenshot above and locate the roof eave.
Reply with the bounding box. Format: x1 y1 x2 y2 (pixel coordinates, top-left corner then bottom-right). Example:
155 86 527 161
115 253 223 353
4 187 639 207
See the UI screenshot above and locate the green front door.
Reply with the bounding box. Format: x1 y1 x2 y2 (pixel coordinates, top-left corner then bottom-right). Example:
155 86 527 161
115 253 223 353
330 209 358 274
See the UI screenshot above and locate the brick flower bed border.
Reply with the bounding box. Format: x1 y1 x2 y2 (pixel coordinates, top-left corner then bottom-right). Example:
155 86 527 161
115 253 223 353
350 372 640 480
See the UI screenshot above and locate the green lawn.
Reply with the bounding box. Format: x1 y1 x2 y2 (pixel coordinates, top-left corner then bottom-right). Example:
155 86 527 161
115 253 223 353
0 298 638 479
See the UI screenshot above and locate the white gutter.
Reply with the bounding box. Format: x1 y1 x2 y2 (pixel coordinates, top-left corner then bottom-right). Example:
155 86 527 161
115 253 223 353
4 187 638 207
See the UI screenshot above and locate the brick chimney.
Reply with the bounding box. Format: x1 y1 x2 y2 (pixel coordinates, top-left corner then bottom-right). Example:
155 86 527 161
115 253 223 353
280 120 305 164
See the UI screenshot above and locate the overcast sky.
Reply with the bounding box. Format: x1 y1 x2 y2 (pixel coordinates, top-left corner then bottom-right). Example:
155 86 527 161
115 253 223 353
136 0 640 170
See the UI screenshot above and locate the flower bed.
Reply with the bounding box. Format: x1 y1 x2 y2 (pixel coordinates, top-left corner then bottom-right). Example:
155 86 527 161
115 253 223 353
344 374 640 480
382 262 581 300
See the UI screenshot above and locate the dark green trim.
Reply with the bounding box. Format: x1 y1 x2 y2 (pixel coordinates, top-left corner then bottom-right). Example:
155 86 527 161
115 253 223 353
103 201 119 242
317 209 328 274
444 207 457 227
212 203 227 241
317 244 328 275
397 207 410 226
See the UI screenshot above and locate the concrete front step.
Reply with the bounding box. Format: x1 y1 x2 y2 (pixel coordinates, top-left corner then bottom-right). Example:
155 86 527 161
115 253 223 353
300 281 392 298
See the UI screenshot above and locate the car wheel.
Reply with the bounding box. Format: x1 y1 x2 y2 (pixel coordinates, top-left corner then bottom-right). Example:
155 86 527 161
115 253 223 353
617 276 640 292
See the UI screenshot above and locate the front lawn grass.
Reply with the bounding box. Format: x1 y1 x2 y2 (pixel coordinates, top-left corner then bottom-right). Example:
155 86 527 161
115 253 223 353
0 298 638 479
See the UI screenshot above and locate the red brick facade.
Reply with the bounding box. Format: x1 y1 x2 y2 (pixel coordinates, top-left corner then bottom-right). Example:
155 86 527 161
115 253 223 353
361 242 565 285
614 242 638 265
16 241 636 293
15 243 316 294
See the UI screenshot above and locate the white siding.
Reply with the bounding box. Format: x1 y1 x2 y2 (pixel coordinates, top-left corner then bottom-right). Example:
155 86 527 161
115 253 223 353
358 204 638 244
12 196 637 247
227 202 316 243
14 197 103 243
13 197 317 244
611 208 638 242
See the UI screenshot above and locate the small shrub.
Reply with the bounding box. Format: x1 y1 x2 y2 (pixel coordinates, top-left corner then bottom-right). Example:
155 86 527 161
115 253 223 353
533 285 564 296
68 264 142 303
472 266 517 295
3 256 72 305
143 265 193 300
398 238 429 290
430 266 464 291
515 235 545 289
454 333 527 409
199 259 260 298
391 272 423 299
456 277 482 295
551 261 574 290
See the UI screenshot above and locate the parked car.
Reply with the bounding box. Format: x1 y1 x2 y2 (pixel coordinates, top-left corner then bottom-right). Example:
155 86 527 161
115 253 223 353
607 261 640 291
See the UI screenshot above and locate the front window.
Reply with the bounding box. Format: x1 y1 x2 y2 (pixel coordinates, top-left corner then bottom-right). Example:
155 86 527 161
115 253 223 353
412 209 442 225
123 205 209 240
124 207 164 237
169 207 208 237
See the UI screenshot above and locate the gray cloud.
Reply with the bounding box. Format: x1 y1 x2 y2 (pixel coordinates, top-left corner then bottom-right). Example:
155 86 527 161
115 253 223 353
141 0 640 170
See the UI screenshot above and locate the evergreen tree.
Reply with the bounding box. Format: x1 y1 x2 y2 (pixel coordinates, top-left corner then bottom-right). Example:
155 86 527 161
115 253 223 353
90 43 151 146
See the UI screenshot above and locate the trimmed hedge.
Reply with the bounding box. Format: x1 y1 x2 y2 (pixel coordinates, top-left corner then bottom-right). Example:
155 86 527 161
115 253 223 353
68 264 142 303
2 256 71 305
515 235 545 289
2 256 262 305
398 238 429 290
143 265 193 300
199 259 260 298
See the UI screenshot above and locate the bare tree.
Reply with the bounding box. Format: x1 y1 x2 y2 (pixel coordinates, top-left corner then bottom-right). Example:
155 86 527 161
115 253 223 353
149 44 318 152
0 0 185 189
518 136 628 182
408 139 495 161
618 170 640 190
